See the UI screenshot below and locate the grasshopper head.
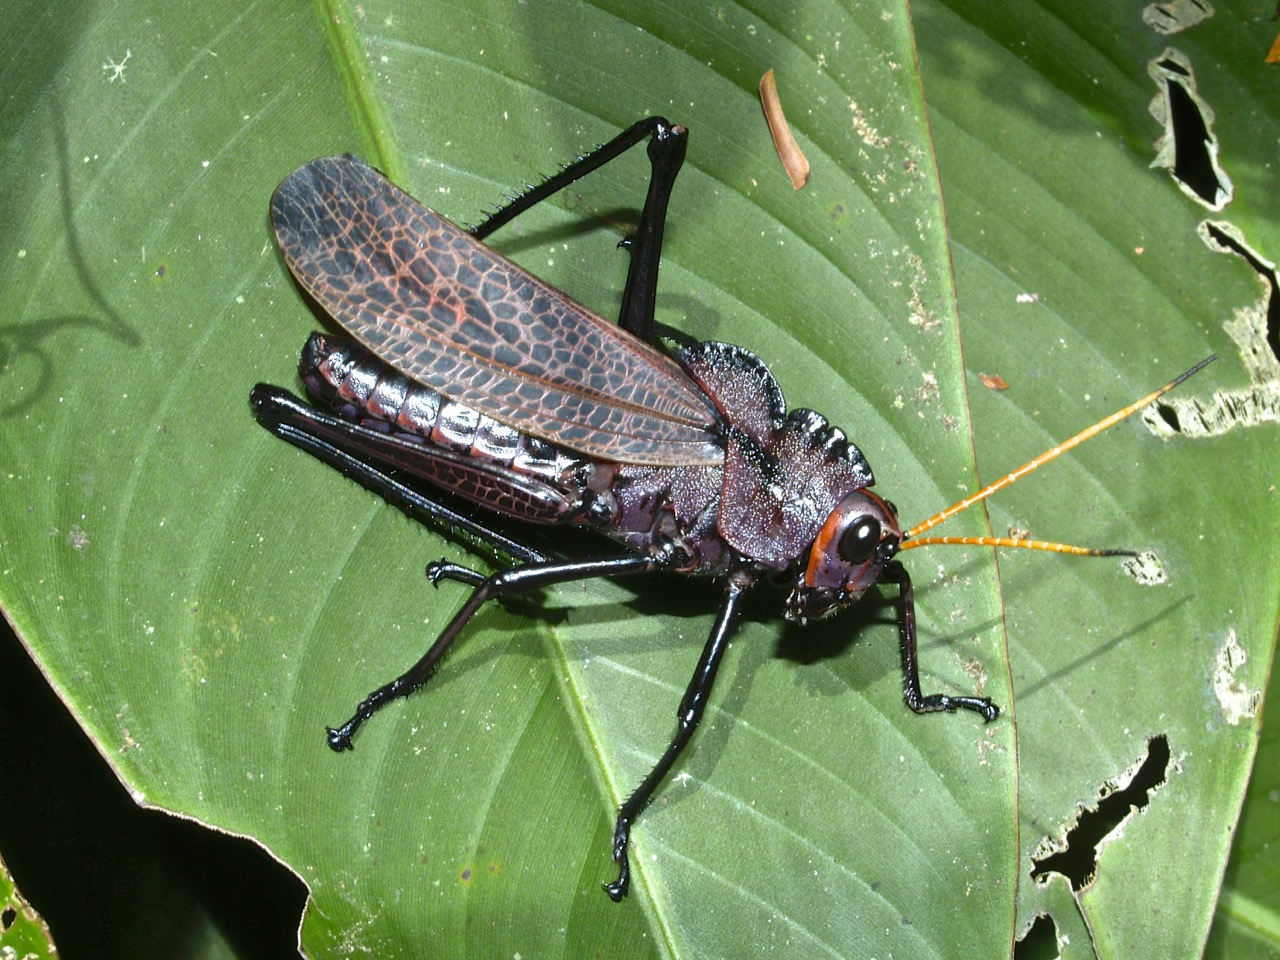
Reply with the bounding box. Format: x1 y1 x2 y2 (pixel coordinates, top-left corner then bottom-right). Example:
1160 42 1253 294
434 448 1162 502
785 490 901 624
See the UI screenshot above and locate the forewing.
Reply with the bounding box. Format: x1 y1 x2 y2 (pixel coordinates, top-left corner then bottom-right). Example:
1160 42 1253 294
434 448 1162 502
271 155 723 466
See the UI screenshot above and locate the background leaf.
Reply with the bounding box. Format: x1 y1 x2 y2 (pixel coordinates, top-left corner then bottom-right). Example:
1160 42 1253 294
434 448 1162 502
1 1 1275 958
1 849 56 959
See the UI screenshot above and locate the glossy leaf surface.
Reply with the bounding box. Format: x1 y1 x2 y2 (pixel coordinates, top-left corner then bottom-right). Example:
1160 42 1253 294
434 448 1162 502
0 1 1275 957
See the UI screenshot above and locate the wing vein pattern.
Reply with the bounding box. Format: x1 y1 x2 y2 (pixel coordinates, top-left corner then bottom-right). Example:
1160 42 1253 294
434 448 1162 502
271 155 724 466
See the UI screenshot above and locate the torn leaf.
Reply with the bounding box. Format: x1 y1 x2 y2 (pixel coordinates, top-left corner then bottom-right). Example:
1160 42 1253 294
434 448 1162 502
1142 0 1214 35
1148 49 1233 209
1031 736 1171 890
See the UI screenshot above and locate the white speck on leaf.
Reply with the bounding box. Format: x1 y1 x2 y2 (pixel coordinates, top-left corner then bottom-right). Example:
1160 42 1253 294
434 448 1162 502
103 49 131 83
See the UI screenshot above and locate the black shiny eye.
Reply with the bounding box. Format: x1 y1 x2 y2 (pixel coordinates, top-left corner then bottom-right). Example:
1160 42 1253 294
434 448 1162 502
838 515 881 564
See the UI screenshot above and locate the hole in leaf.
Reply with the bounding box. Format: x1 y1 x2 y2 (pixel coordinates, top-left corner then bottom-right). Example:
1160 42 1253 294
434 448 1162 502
1160 65 1219 203
1155 402 1182 432
1148 50 1232 209
1143 223 1280 439
1202 222 1280 364
1 905 15 930
1014 912 1061 960
1031 735 1171 890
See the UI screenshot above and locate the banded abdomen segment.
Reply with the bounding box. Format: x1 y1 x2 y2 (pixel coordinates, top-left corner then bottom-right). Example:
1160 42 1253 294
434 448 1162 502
300 332 605 524
299 333 736 569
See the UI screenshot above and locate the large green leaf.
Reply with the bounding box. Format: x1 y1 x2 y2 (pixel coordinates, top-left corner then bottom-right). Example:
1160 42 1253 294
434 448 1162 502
1 1 1274 957
914 4 1279 956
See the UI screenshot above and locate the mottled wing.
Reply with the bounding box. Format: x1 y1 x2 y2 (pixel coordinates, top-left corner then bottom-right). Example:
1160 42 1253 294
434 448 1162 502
271 155 723 466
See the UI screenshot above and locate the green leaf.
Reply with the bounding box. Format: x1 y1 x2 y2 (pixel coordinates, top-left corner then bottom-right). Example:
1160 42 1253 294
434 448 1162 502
0 850 57 958
0 1 1274 958
1208 657 1280 957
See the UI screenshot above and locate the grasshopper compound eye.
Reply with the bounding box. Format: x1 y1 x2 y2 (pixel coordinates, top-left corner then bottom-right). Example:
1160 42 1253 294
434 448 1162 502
838 515 882 565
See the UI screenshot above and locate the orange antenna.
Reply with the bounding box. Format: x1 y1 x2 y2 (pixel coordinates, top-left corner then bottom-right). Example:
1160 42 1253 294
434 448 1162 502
898 355 1216 554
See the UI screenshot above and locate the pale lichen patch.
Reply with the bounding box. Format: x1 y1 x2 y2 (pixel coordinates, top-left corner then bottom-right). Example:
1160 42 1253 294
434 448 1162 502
1212 629 1261 726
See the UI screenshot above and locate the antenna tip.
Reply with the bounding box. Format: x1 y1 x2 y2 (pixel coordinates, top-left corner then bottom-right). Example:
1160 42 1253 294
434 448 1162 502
1171 354 1218 388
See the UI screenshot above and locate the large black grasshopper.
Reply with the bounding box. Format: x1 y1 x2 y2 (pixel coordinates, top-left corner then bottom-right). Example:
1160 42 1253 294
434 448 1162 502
251 118 1211 899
